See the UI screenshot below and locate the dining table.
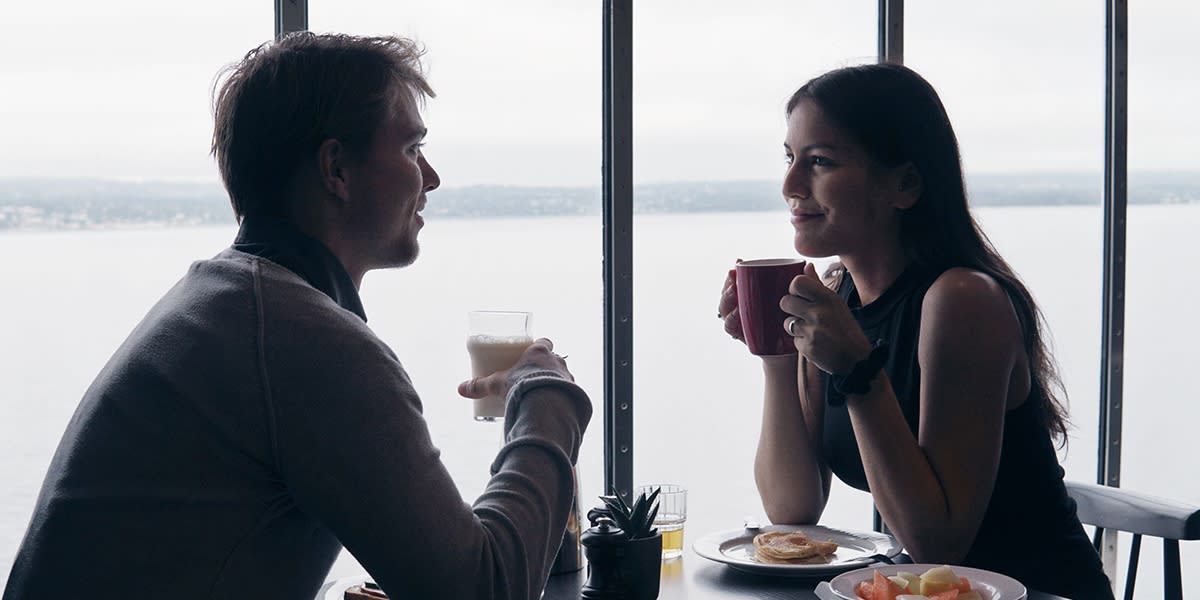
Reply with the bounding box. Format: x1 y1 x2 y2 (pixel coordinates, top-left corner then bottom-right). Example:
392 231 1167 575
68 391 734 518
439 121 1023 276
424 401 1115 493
322 561 1068 600
539 546 1070 600
318 505 1072 600
536 505 1071 600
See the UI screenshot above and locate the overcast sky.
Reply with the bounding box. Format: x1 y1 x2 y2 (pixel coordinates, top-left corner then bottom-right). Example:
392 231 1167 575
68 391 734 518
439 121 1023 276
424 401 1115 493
1 0 1195 187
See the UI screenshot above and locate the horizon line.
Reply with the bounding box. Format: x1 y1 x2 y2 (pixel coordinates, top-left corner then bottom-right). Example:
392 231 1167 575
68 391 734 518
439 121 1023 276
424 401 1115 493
1 169 1198 190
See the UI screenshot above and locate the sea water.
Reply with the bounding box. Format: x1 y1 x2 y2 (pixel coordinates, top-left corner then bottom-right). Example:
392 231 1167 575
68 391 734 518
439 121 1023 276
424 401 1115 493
1 205 1197 595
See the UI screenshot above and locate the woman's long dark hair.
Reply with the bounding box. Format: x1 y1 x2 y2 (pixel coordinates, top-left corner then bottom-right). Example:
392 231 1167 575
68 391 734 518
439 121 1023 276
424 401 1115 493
787 63 1070 445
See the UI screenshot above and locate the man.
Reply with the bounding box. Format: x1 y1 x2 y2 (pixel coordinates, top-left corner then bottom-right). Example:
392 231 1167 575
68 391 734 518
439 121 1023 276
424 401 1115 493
4 33 591 599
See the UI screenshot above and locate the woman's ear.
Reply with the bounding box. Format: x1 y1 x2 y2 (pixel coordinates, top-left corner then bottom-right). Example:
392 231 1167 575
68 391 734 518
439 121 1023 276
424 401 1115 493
893 163 922 210
317 138 351 203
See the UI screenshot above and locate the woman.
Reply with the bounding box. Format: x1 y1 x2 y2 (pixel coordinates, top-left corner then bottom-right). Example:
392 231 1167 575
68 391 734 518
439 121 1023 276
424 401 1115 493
717 63 1112 599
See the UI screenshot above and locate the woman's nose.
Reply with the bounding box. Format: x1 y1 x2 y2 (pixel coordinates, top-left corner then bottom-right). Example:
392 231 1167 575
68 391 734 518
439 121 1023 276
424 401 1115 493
782 164 811 201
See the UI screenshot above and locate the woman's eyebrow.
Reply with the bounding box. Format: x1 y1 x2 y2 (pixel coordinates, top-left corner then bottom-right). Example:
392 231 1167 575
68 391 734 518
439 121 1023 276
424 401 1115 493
784 142 838 153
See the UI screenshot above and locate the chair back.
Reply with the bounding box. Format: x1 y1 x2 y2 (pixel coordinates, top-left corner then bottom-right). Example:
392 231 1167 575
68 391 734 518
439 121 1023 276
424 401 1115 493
1066 481 1200 600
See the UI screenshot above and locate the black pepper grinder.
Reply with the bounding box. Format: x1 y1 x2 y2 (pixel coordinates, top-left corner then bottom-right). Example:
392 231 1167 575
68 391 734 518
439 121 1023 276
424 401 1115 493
580 516 628 599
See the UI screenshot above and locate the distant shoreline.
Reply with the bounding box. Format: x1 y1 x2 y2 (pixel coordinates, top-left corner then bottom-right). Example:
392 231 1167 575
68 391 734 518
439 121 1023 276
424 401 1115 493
1 172 1197 232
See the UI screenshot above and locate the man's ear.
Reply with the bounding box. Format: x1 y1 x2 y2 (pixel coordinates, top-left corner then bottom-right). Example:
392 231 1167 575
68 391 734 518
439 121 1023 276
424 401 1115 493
894 163 922 210
317 138 351 203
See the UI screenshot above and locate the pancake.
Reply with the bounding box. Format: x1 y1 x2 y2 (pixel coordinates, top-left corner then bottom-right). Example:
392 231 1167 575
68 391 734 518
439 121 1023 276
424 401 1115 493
752 530 839 563
344 584 388 600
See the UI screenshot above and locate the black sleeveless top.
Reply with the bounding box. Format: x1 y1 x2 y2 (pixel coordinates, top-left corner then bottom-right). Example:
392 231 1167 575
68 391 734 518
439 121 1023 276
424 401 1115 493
821 265 1113 600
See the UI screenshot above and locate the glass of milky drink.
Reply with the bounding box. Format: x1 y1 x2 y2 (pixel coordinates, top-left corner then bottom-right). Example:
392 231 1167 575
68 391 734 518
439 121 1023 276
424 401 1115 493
466 310 534 421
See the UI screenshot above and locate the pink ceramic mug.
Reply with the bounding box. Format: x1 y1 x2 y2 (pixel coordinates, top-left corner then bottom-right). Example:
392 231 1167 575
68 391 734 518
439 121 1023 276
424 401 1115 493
735 258 807 356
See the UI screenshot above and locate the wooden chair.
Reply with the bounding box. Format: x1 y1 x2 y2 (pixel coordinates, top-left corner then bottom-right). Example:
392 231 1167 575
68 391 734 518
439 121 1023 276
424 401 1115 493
1065 481 1200 600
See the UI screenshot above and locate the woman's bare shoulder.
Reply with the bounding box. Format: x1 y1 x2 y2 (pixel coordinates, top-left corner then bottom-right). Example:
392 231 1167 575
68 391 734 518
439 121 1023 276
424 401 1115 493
926 268 1011 312
921 267 1022 350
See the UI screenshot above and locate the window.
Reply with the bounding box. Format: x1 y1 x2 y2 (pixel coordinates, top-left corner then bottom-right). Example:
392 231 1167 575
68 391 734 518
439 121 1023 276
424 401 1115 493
308 0 602 578
907 1 1106 482
1121 0 1200 593
5 2 1193 593
630 0 878 535
0 0 271 571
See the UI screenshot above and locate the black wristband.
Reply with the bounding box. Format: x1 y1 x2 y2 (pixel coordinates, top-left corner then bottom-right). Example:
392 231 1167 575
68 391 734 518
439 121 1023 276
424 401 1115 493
827 340 890 406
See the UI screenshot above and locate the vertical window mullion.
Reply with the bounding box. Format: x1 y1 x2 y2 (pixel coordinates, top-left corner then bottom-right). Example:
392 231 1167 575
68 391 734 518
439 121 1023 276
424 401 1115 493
872 0 902 534
877 0 903 63
602 0 634 502
275 0 308 38
1098 0 1128 578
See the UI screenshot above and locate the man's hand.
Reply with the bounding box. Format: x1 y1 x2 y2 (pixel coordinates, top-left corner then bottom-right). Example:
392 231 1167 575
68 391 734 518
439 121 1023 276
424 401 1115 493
457 338 572 400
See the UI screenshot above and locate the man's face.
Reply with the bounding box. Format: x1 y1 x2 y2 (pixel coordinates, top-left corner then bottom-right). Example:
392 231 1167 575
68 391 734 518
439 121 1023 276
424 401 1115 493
342 86 440 272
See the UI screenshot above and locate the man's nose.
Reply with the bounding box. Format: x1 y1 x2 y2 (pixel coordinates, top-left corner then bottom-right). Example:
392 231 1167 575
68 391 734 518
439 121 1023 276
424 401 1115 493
420 155 440 191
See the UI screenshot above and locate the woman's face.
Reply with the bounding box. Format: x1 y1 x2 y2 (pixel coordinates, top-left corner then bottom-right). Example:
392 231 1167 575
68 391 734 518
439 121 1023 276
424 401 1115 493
782 99 909 259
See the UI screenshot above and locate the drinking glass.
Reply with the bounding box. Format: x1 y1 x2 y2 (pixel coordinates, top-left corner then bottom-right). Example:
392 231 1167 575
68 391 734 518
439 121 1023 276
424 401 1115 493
466 310 534 422
639 483 687 560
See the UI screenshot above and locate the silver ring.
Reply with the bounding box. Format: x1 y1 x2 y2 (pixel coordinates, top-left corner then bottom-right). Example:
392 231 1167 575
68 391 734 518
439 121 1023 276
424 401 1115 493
786 317 798 336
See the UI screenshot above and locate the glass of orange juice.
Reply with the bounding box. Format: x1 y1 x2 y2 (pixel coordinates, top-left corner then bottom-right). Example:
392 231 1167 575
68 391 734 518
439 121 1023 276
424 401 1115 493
639 483 687 560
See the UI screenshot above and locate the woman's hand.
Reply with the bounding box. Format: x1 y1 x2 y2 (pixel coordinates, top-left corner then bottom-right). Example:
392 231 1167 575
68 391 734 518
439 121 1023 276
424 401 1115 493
717 261 746 345
780 262 872 375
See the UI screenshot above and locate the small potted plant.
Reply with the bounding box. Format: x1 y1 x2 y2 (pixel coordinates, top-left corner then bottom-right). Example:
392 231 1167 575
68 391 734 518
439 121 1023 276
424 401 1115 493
594 487 662 600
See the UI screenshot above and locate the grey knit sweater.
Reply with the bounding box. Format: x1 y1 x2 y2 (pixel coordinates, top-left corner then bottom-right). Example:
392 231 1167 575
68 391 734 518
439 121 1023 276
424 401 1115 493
4 219 592 599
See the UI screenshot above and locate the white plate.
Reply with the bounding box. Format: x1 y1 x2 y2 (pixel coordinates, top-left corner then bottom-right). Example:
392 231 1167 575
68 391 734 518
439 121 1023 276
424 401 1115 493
692 524 902 577
316 575 370 600
828 563 1027 600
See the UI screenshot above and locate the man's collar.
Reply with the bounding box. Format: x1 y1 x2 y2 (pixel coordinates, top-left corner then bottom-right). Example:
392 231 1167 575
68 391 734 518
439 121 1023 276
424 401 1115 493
232 216 367 322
